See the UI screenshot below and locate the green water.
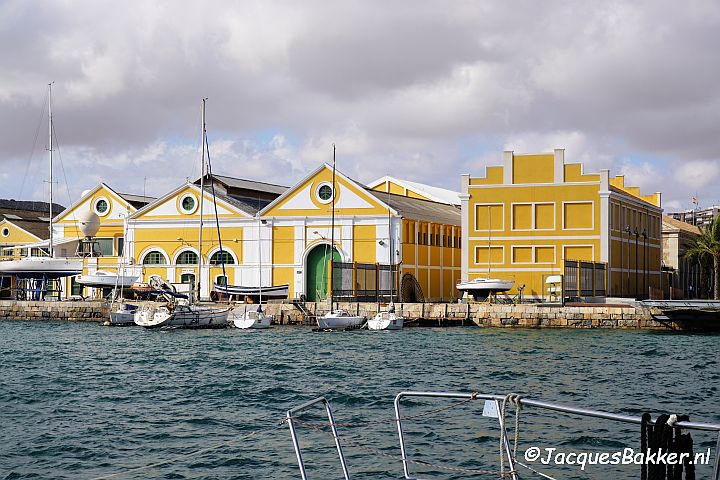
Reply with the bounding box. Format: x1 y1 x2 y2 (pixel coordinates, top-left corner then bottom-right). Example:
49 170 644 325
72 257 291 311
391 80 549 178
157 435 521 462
0 322 718 479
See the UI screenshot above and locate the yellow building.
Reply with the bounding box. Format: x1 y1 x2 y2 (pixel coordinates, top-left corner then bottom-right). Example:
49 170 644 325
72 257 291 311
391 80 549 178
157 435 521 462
461 149 662 299
260 164 461 302
53 183 154 296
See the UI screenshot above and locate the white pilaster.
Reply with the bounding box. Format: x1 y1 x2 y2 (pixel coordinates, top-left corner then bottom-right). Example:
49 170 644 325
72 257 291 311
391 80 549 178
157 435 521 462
554 148 565 183
503 151 513 184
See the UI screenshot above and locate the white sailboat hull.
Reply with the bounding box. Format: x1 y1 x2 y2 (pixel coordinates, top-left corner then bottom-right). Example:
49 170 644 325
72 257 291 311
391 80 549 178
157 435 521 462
0 258 83 277
232 309 272 329
317 311 365 330
77 270 138 288
368 311 404 330
134 304 229 328
456 278 514 292
109 308 136 325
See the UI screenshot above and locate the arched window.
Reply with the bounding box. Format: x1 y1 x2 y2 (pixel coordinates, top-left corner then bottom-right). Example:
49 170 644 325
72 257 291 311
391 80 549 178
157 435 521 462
176 251 198 265
209 250 235 265
142 250 167 265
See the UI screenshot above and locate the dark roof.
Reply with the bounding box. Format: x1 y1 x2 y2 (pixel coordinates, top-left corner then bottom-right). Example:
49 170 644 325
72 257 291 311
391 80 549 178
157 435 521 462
2 219 49 239
0 199 65 215
117 192 156 210
365 189 461 225
206 189 272 216
198 174 288 195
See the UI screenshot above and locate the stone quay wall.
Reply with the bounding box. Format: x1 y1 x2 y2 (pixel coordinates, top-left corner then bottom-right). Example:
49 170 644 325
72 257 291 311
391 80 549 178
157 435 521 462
0 300 680 330
0 300 108 321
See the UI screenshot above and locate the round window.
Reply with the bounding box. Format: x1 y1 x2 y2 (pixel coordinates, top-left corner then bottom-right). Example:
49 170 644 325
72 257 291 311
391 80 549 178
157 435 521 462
179 193 198 214
1 227 9 237
94 197 110 216
316 183 334 204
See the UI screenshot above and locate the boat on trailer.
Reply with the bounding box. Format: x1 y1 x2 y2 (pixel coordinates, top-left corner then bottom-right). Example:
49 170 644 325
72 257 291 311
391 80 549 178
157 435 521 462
456 277 514 300
287 391 720 480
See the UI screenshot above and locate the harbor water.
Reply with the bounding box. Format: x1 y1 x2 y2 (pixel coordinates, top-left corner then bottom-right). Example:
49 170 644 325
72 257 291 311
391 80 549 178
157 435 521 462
1 321 718 479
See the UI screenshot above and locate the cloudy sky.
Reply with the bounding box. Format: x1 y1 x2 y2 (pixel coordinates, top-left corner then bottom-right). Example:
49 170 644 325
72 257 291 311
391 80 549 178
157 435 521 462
1 0 718 211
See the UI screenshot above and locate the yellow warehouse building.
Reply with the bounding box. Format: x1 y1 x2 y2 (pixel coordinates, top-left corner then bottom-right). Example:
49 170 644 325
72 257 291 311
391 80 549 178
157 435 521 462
461 149 662 299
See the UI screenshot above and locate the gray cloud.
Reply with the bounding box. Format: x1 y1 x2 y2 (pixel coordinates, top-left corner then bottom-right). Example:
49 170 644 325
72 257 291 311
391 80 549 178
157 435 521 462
0 0 718 210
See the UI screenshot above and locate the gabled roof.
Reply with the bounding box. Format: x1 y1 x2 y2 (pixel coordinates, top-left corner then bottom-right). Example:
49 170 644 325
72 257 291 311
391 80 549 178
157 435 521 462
129 182 255 219
258 163 397 216
367 176 461 206
0 218 46 240
662 215 701 235
366 189 461 225
53 182 147 222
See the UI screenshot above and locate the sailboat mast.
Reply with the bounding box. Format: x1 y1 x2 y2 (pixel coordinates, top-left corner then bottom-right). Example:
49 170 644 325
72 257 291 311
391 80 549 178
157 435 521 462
329 144 336 310
258 217 262 310
197 99 207 303
48 83 54 258
387 190 393 302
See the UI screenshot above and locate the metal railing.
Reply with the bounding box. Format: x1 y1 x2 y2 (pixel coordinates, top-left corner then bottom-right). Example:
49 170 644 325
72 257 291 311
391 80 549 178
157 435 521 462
287 391 720 479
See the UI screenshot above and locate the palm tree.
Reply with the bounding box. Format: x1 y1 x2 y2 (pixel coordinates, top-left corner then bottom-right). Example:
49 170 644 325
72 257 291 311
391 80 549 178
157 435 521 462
684 216 720 299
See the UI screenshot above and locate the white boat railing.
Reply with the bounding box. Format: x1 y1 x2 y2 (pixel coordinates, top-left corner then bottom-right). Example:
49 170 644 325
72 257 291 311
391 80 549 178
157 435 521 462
287 391 720 480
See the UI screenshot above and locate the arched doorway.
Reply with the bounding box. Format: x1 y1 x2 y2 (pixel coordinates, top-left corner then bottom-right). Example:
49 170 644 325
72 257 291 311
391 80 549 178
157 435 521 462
305 244 341 302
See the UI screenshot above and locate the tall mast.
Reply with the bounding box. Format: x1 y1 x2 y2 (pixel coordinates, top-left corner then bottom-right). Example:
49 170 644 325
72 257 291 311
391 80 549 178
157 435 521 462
48 83 54 257
329 144 336 310
387 189 395 310
197 98 207 303
258 216 263 311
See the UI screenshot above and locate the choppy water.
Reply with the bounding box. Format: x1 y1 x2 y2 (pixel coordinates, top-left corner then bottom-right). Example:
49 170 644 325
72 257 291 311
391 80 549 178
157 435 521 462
0 321 718 479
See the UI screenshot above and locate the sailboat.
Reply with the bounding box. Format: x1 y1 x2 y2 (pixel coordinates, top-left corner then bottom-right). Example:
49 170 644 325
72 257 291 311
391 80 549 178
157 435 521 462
316 145 364 331
232 218 271 329
134 99 230 328
0 84 83 296
368 191 403 330
456 205 514 301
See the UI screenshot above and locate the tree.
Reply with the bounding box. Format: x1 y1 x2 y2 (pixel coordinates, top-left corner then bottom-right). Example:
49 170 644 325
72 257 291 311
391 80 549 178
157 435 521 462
684 216 720 300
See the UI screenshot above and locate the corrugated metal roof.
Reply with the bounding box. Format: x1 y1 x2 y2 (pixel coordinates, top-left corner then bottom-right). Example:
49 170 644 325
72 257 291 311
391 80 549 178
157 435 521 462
203 174 288 195
366 189 461 225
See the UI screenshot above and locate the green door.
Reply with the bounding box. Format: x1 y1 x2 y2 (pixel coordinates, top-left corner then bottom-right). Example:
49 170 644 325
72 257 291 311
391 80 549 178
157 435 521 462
306 245 341 302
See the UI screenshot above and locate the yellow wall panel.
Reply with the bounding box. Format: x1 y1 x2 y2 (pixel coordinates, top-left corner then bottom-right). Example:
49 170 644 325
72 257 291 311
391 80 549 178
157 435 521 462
535 203 555 230
272 226 295 264
272 267 295 297
474 204 503 230
564 245 593 261
512 154 554 184
512 246 532 263
563 202 593 229
512 204 532 230
474 246 503 265
535 246 555 263
353 225 376 263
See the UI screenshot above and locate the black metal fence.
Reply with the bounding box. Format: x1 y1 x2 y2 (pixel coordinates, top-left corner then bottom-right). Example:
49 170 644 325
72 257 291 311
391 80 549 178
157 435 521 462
331 261 399 302
564 259 607 297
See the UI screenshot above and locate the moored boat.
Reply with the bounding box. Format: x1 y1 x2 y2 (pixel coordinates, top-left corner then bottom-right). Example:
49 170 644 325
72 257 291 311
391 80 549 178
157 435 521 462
77 270 138 288
456 277 514 300
232 306 272 329
317 310 365 330
367 304 403 330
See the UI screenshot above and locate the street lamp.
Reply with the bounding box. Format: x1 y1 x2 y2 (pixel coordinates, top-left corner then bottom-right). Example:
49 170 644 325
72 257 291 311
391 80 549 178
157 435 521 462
642 228 647 299
624 225 631 298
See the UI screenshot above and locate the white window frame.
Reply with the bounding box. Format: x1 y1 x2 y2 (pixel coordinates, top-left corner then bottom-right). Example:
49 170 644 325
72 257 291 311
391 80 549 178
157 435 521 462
473 203 504 232
510 202 556 231
94 196 111 217
473 244 505 266
561 201 595 231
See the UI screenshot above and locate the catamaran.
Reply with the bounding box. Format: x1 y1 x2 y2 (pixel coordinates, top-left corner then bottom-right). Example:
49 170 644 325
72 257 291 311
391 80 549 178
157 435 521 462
134 99 229 328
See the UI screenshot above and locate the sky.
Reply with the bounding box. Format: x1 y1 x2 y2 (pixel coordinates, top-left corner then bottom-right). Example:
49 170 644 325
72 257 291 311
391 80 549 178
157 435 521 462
1 0 718 212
